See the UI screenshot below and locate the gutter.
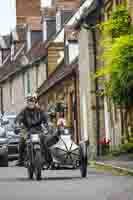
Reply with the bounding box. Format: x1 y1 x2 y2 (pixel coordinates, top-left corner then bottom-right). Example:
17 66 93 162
37 64 78 97
54 0 97 43
0 56 47 84
70 0 97 25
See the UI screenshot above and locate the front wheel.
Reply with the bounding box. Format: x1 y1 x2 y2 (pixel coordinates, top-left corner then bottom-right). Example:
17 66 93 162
26 148 34 179
34 150 42 181
79 142 88 178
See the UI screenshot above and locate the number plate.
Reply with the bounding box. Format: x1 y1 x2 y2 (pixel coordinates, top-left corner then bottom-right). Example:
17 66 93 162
34 144 40 149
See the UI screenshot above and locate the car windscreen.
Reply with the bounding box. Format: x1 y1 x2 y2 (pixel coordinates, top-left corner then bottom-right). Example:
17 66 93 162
4 117 15 131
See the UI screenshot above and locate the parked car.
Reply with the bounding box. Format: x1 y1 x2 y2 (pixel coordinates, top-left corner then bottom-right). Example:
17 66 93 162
2 115 20 161
0 126 8 166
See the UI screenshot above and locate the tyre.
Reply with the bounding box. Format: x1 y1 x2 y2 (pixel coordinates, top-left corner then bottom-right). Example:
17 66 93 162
34 150 42 181
79 142 88 178
0 155 8 167
26 150 33 179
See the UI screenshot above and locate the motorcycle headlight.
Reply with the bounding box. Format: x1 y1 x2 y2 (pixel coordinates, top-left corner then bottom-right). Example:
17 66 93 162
31 134 40 143
64 129 69 135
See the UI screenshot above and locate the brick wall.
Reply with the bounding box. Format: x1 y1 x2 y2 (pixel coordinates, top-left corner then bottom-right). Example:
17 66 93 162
56 0 80 10
16 0 41 17
16 0 41 30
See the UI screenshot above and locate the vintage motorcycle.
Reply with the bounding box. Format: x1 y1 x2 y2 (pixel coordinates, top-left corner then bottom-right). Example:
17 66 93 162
25 124 88 181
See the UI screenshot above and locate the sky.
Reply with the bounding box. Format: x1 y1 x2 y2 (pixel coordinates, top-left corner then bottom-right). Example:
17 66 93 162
0 0 16 35
0 0 51 35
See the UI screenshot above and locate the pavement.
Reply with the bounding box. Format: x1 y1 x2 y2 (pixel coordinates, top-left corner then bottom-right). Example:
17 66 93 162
0 162 133 200
96 154 133 175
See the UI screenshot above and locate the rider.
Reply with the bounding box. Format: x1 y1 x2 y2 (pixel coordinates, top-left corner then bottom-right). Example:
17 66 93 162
15 94 50 166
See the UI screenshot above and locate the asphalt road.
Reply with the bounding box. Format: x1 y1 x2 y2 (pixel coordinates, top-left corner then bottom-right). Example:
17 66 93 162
0 164 133 200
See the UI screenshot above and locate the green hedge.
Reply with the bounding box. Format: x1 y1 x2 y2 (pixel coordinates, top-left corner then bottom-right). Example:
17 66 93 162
119 142 133 153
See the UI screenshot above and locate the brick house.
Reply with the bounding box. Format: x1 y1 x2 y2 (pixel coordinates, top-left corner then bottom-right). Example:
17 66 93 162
0 0 46 115
37 0 81 143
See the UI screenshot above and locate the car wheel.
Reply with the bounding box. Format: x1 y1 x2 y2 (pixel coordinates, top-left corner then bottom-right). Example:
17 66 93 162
0 155 8 167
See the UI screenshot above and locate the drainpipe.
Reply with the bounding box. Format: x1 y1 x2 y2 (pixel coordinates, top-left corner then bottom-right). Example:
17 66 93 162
0 86 4 116
91 28 101 156
73 71 79 144
90 0 104 156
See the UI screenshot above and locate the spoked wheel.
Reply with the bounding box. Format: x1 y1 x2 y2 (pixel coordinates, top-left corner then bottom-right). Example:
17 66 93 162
34 150 42 181
79 142 88 178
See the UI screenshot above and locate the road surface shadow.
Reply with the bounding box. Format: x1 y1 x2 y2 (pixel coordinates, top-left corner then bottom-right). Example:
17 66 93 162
20 176 83 181
0 176 83 183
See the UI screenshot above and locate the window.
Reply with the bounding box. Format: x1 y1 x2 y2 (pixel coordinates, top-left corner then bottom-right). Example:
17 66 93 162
36 66 39 89
9 80 14 105
23 71 31 97
0 50 2 66
68 41 79 64
65 44 69 64
22 73 25 96
27 71 31 94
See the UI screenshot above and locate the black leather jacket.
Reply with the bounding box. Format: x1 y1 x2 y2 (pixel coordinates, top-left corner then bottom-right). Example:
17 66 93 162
15 106 48 132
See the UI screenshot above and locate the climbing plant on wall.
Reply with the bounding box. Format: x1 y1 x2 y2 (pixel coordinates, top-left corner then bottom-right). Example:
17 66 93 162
96 5 133 108
95 5 133 142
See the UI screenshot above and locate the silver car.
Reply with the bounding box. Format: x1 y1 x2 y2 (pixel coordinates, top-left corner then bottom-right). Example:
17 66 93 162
0 126 8 166
2 115 20 161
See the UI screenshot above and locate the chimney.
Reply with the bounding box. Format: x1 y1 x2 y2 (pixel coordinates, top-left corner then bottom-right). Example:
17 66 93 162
26 25 32 51
41 7 56 42
42 18 47 42
56 9 75 34
11 40 15 61
10 29 18 61
56 9 62 32
0 49 2 66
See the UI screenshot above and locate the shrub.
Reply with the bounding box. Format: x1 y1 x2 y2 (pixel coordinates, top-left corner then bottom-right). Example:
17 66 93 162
119 142 133 153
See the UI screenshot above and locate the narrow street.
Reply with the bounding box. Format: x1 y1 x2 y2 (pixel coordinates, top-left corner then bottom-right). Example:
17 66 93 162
0 1 133 200
0 164 133 200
